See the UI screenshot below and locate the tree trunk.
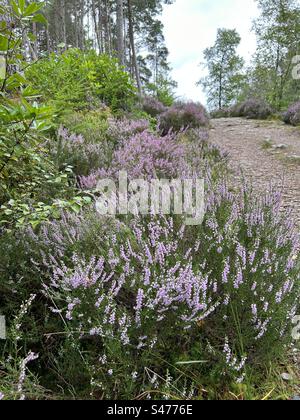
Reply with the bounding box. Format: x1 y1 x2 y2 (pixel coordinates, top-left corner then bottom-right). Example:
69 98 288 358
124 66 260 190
127 0 142 94
103 0 111 54
91 0 101 52
116 0 125 65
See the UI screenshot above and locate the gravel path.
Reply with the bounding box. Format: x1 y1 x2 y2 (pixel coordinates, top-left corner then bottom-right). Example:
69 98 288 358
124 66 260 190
210 118 300 224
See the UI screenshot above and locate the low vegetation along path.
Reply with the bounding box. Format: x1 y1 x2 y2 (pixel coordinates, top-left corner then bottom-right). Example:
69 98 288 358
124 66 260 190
210 117 300 225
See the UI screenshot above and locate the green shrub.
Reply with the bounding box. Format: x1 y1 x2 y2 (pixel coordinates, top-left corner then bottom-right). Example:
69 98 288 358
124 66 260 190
61 108 111 141
0 0 87 231
26 49 136 112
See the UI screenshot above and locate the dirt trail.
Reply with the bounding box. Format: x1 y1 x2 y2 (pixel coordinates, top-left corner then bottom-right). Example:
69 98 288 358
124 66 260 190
210 117 300 224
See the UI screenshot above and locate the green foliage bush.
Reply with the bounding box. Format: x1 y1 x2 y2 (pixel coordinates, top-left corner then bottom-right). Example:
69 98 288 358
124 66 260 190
26 49 136 112
61 108 111 139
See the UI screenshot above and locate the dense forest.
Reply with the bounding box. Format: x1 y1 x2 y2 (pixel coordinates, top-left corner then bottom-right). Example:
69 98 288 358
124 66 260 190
0 0 300 402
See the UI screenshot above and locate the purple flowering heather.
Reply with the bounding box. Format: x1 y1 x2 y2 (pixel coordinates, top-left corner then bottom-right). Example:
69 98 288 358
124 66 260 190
142 96 167 117
46 217 219 351
17 352 39 401
43 179 300 374
107 117 150 147
56 126 111 176
159 102 209 135
79 130 190 189
113 131 189 180
283 102 300 126
199 181 300 364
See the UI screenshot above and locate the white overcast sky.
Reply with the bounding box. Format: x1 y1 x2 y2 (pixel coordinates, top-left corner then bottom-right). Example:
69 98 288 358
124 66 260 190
161 0 260 105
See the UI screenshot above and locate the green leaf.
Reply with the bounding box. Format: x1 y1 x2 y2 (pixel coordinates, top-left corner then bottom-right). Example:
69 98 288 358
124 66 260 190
18 0 26 14
29 220 41 228
32 14 47 25
24 2 41 17
4 209 13 215
71 203 82 213
0 35 8 52
10 1 21 16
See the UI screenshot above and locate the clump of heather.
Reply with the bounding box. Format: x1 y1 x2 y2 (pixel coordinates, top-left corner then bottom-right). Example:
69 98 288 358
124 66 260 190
159 102 209 135
44 217 220 397
142 96 167 117
56 126 113 176
111 131 189 179
26 210 126 264
230 98 273 120
106 117 150 147
192 183 300 365
55 118 150 176
283 102 300 126
40 182 300 398
79 130 190 189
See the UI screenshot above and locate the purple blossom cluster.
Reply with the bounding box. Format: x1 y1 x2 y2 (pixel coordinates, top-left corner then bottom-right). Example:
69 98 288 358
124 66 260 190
201 183 300 350
283 102 300 126
112 131 189 179
56 118 150 177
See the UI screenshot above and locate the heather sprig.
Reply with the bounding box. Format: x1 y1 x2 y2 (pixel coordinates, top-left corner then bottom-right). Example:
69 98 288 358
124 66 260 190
106 117 150 148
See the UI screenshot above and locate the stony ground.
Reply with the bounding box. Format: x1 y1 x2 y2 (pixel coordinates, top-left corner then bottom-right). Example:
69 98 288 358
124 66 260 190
210 117 300 224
